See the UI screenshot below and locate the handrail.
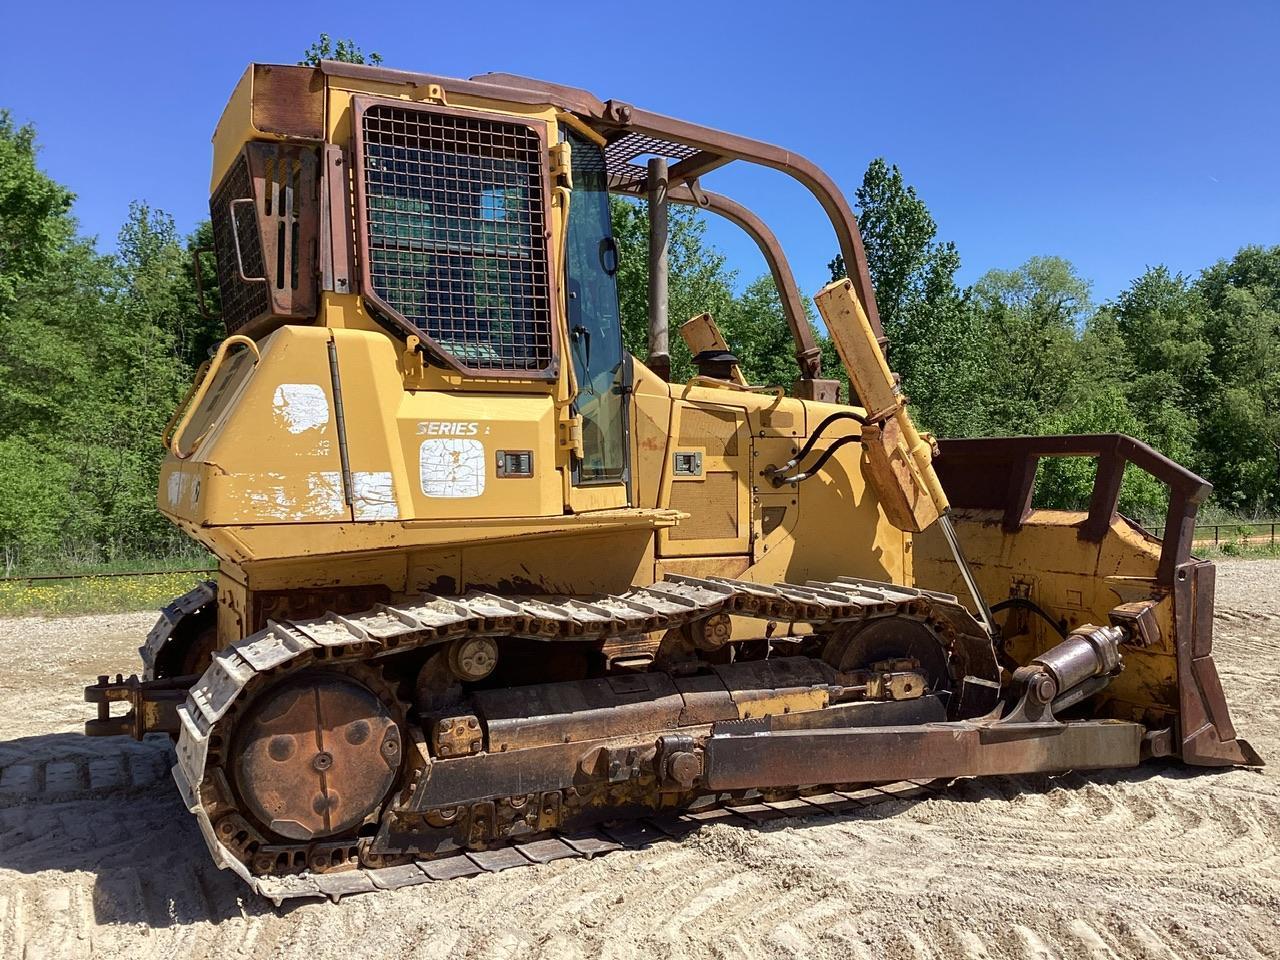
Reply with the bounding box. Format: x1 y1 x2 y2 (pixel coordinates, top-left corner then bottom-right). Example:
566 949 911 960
683 375 785 399
164 335 260 460
933 434 1212 585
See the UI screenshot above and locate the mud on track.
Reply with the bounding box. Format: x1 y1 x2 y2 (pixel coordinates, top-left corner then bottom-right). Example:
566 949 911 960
0 561 1277 960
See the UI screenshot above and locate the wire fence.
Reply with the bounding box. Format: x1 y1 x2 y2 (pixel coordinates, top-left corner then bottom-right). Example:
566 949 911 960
1136 519 1279 547
0 568 214 584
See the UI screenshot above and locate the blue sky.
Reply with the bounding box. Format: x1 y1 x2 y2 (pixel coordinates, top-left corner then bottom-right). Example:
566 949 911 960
2 1 1276 304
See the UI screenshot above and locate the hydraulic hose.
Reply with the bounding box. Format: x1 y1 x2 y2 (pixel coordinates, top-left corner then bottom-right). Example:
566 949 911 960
990 597 1068 640
773 434 863 485
767 410 869 477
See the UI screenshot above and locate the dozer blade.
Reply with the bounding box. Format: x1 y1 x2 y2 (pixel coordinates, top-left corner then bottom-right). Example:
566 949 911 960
928 435 1261 770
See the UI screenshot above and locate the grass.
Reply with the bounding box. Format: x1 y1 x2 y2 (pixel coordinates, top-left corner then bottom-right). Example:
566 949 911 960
1196 539 1280 560
0 554 213 617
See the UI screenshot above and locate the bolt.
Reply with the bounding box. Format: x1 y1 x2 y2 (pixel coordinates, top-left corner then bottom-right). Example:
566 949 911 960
382 738 399 757
667 751 701 788
1033 673 1056 703
312 751 333 772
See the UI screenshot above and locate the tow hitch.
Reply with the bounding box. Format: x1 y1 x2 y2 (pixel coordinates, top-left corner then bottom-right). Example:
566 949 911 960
85 673 194 739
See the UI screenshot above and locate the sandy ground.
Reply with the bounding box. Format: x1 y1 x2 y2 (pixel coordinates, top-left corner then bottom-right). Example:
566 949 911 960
0 561 1276 960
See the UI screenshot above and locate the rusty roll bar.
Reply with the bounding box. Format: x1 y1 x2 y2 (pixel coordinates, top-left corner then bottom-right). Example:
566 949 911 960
611 178 823 380
595 100 885 350
316 61 887 357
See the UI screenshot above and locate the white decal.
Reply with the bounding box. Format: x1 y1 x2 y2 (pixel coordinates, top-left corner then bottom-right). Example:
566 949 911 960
166 471 188 508
353 471 399 520
306 472 346 515
240 471 346 520
272 384 329 434
420 439 486 498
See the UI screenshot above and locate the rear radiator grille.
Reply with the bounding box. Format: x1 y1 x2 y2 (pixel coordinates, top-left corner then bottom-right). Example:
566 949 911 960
208 143 317 335
358 103 553 374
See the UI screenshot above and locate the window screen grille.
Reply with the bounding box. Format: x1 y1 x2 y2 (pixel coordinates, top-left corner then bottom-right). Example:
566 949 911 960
359 103 554 373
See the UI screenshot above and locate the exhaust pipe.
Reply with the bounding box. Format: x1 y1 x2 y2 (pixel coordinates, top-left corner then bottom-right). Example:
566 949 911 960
647 156 670 381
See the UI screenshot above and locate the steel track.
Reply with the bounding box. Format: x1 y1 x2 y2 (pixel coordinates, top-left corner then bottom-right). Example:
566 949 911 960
171 573 989 903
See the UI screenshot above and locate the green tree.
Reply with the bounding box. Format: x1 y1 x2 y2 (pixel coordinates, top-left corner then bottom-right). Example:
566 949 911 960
1194 246 1280 512
610 196 737 382
300 34 383 66
0 117 102 564
724 275 804 389
0 111 74 307
969 256 1092 435
833 159 977 435
181 219 225 368
0 115 203 565
86 203 193 558
1110 267 1205 472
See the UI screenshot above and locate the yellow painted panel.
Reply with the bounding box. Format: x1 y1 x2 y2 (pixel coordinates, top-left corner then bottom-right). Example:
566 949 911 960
631 361 674 509
330 329 412 523
913 507 1178 719
396 390 561 520
658 399 751 557
182 326 349 525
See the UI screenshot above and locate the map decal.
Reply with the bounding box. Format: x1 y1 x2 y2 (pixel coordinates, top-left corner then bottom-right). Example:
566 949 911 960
420 438 486 498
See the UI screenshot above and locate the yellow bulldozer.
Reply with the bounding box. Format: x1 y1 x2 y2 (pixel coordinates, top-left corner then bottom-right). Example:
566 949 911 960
84 60 1258 903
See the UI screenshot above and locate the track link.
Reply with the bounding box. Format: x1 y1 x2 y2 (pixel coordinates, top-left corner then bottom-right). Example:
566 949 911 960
140 579 216 680
172 574 991 903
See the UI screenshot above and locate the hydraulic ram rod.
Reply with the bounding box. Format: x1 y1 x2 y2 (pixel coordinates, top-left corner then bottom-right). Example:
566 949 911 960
938 510 997 636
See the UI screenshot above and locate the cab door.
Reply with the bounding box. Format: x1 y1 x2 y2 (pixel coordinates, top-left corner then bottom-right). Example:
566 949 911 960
563 129 630 510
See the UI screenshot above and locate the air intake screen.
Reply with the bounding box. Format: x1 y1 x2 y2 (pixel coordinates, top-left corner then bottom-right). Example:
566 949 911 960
210 153 271 332
669 472 739 541
358 102 554 375
208 143 318 336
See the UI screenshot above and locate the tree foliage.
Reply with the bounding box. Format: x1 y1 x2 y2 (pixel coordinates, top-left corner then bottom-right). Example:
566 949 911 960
834 160 977 434
299 34 382 66
846 160 1280 517
0 122 197 568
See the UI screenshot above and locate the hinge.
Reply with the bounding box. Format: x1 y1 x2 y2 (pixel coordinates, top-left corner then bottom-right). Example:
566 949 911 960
402 335 425 380
558 414 584 457
411 82 448 105
549 141 572 188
